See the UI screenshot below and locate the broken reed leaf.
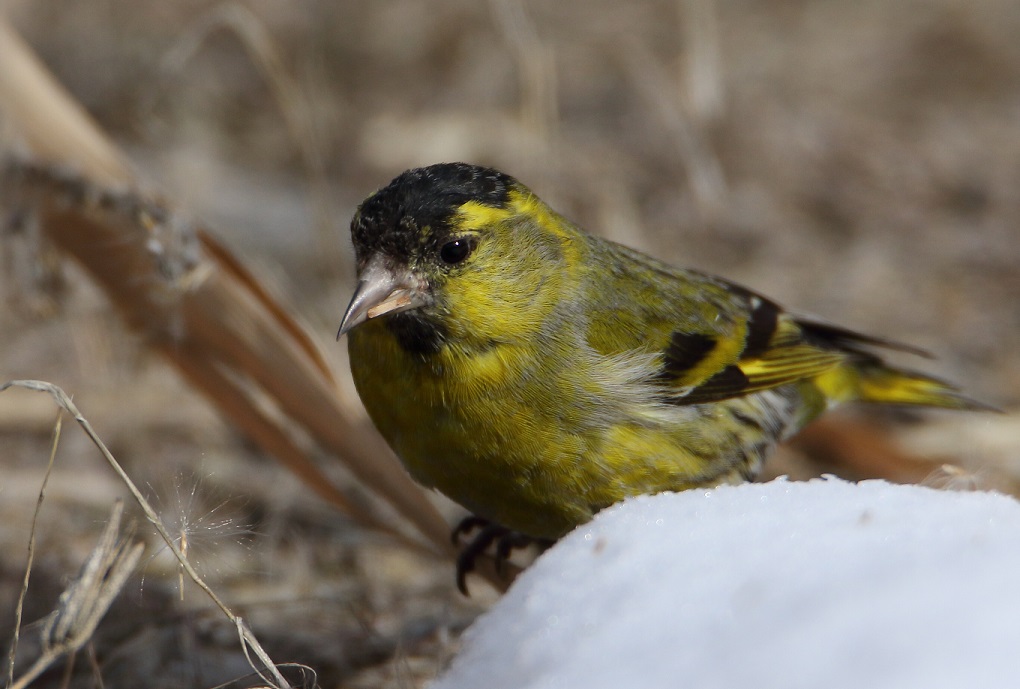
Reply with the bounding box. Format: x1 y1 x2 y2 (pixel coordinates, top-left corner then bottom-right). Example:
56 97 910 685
8 501 142 689
41 500 143 651
0 155 204 285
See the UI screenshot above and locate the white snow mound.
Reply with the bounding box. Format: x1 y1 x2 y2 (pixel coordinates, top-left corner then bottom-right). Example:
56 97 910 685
434 477 1020 689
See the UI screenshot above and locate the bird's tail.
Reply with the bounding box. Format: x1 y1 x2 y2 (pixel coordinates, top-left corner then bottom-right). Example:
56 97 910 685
797 319 994 412
845 359 995 411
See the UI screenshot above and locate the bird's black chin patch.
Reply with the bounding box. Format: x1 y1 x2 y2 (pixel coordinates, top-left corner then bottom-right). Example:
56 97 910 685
386 311 447 356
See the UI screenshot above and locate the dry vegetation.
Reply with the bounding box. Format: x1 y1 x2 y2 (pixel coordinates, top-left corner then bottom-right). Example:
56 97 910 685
2 0 1019 687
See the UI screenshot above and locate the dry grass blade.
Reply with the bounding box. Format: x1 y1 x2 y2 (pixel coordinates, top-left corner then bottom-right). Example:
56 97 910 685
7 501 143 689
0 16 456 560
4 409 62 689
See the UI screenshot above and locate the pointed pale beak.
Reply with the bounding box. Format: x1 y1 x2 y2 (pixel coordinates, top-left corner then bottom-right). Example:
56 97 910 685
337 259 425 340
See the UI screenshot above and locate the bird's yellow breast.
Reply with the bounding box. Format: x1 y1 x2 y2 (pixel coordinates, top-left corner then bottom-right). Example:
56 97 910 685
349 319 605 536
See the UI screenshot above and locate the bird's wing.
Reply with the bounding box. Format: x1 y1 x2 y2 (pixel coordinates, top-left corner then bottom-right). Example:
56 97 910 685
586 241 850 405
657 289 846 404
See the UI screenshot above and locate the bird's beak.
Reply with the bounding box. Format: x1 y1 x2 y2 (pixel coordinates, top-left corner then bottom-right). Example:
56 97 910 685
337 259 425 340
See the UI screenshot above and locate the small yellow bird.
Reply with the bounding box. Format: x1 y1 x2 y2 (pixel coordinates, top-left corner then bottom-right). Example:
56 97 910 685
338 163 985 586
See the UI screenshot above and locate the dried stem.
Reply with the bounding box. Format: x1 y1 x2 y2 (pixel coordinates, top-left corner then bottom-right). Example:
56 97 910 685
4 410 62 688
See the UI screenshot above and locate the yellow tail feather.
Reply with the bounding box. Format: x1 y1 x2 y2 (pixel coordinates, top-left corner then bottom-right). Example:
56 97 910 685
852 363 995 411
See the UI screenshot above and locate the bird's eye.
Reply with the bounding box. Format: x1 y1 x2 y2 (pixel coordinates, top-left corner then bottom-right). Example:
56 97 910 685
439 238 475 265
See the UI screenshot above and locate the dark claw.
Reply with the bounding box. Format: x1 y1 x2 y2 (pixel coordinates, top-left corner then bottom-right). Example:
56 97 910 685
494 531 533 576
452 516 555 595
455 522 506 594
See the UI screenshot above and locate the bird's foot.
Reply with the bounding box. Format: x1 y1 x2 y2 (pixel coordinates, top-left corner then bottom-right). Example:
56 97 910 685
451 516 552 595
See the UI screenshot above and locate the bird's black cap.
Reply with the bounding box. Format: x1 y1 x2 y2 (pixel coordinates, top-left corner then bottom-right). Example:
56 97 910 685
351 163 515 264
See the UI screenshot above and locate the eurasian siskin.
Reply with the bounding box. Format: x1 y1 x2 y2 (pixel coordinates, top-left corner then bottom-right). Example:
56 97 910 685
338 163 985 585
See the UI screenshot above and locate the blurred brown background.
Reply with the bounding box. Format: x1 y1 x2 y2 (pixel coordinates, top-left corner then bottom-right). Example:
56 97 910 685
2 0 1018 686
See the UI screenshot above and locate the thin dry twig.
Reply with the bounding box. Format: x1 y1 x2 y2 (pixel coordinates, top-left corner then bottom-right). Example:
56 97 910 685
4 410 62 689
85 644 105 689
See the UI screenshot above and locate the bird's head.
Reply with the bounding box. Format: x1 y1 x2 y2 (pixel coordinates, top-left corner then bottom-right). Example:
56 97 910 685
338 163 574 354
